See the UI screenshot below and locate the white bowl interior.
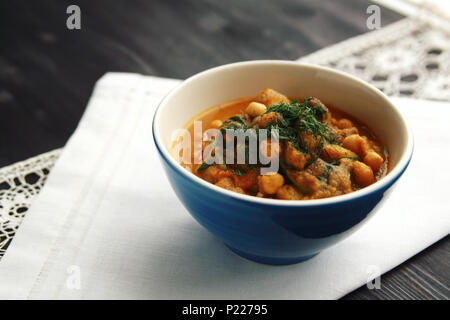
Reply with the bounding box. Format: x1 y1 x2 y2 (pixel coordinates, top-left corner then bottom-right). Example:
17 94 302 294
156 62 409 172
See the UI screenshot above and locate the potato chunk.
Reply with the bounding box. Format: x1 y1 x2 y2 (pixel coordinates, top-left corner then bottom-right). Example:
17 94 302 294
284 141 307 170
258 172 285 195
256 88 289 107
307 97 331 122
299 132 319 150
259 112 279 128
328 166 353 194
285 170 320 194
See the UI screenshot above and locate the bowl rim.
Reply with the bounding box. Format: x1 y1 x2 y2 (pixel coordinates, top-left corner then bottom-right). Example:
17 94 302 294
153 60 414 207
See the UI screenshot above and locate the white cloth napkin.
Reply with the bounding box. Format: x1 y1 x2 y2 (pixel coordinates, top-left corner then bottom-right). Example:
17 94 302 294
0 73 448 300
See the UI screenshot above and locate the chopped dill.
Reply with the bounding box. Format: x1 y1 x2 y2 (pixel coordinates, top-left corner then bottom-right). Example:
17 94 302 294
197 162 211 172
240 110 248 121
263 99 339 165
217 99 340 169
341 156 361 161
220 115 248 132
318 163 334 183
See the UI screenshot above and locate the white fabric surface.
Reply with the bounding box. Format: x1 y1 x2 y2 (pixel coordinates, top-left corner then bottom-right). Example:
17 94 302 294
0 73 448 300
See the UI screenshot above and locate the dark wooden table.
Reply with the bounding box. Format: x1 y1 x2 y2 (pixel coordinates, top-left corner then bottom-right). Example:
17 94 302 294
0 0 448 299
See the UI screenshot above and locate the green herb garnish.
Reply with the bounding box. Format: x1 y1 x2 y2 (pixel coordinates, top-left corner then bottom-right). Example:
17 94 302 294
197 162 212 172
220 115 248 132
295 184 310 195
240 110 248 121
341 156 361 161
318 164 334 183
262 100 339 161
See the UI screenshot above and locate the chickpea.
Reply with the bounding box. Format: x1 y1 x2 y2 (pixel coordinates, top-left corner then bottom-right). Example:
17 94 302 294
360 136 373 156
342 134 364 156
259 112 278 128
245 102 267 118
340 127 359 137
342 135 383 171
258 172 285 195
363 151 384 171
352 161 375 187
322 144 358 161
210 119 223 129
336 118 354 129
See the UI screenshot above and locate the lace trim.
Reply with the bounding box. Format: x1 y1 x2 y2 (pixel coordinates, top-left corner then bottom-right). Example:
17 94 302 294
297 18 450 101
2 16 450 259
0 149 61 257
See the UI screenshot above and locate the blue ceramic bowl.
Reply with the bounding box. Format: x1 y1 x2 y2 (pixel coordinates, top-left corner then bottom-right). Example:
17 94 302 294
153 61 413 265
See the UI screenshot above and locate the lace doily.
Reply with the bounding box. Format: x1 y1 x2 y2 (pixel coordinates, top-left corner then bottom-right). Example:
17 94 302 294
0 149 61 257
298 18 450 101
1 17 449 259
